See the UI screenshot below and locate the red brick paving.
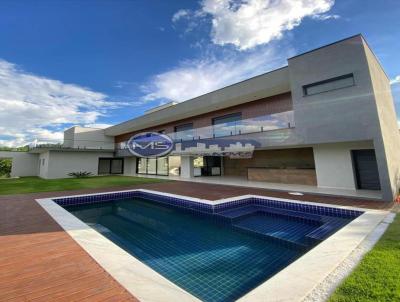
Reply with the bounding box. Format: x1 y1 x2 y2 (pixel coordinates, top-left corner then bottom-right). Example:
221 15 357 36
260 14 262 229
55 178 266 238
0 180 393 301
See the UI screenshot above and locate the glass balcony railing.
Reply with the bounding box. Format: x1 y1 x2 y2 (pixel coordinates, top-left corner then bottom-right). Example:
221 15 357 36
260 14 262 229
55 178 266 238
116 110 294 150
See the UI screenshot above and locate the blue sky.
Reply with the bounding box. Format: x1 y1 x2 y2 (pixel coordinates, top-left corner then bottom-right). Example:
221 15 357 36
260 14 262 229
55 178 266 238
0 0 399 146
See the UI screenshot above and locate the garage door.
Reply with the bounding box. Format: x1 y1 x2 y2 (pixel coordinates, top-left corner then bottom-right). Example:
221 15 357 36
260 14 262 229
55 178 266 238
352 149 381 190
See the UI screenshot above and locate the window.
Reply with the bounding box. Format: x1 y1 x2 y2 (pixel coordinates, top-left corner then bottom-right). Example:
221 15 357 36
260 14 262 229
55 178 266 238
174 123 193 141
98 158 124 174
212 112 242 137
303 73 355 96
174 123 193 132
212 113 242 125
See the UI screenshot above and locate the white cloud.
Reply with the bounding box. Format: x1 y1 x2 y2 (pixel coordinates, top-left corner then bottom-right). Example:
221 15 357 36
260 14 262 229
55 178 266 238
0 59 126 147
142 45 290 102
179 0 335 50
311 13 340 20
84 123 113 129
390 75 400 85
172 9 191 22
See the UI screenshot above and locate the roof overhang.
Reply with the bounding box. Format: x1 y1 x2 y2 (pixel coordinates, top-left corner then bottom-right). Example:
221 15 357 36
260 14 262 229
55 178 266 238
105 66 290 136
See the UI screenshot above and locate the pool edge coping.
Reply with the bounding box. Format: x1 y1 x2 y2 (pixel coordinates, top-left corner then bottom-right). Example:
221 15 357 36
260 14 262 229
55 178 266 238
36 188 389 302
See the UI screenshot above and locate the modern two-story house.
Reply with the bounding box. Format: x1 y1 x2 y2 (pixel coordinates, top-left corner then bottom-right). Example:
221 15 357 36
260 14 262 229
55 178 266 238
2 34 399 202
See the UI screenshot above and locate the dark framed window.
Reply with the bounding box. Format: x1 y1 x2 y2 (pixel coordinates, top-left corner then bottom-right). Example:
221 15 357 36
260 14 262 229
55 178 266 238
303 73 355 96
98 158 124 175
174 123 193 132
212 112 242 125
174 123 194 141
212 112 242 137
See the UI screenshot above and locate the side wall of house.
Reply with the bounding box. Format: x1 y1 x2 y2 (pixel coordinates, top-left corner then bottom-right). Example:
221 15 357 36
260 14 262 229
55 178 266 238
363 41 400 201
288 35 379 145
45 151 114 179
288 35 397 200
64 127 115 149
0 151 39 177
72 128 115 149
313 141 374 190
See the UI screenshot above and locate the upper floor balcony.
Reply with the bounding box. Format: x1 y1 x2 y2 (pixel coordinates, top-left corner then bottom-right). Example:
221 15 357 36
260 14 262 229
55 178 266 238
116 110 295 151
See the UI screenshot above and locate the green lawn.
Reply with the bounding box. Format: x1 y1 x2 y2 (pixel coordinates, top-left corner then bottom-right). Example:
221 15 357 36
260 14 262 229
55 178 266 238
0 176 167 195
329 213 400 302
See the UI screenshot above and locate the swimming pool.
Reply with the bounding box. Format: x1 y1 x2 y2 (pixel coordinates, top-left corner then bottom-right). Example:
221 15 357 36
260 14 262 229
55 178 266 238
53 190 362 302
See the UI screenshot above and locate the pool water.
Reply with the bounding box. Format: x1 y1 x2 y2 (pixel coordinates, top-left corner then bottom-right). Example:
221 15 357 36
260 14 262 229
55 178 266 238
65 198 332 301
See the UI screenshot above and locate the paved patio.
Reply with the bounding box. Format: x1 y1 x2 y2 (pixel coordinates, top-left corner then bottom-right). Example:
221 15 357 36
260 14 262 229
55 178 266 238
0 180 393 301
139 175 383 201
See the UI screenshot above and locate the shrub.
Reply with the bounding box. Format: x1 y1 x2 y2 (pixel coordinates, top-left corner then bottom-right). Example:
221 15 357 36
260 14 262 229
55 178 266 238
0 159 12 177
67 171 93 178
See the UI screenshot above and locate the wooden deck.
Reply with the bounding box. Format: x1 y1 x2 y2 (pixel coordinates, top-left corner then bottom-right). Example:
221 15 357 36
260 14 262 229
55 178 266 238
0 194 137 302
0 181 392 301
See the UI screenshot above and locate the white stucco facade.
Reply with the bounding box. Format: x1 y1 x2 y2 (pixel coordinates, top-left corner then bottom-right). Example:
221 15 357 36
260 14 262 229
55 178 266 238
0 151 39 177
63 126 114 149
38 151 114 179
313 141 375 190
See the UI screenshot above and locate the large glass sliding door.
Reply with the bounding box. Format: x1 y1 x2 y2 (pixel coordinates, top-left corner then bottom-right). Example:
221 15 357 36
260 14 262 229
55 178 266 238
136 157 170 176
98 158 124 175
137 158 147 174
147 158 157 175
168 156 181 176
157 157 168 175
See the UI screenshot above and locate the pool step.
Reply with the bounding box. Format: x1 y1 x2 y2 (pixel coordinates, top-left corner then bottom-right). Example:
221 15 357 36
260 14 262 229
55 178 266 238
216 205 323 225
305 218 349 243
215 205 259 220
232 222 310 251
215 205 328 250
230 212 318 251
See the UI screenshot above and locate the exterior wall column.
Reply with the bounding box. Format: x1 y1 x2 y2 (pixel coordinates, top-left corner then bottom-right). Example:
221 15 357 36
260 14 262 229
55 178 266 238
180 156 194 178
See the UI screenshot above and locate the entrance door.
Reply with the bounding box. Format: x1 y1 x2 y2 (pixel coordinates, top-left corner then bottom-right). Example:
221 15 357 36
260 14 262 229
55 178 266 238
352 149 381 190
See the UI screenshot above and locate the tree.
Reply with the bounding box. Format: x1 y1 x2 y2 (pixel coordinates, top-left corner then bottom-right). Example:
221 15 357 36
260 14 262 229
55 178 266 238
0 159 12 177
